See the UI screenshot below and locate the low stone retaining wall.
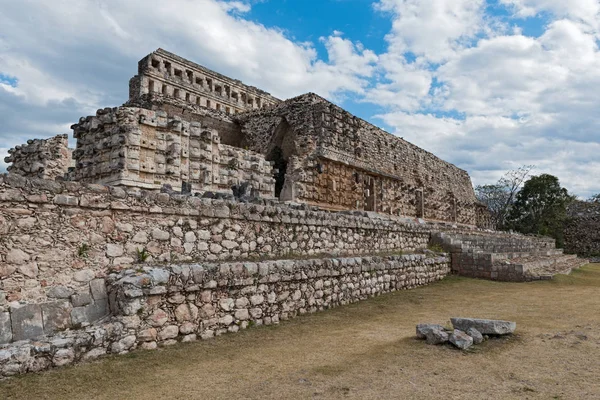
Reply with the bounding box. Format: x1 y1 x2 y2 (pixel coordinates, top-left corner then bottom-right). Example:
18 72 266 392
0 254 449 377
432 232 586 282
0 173 431 305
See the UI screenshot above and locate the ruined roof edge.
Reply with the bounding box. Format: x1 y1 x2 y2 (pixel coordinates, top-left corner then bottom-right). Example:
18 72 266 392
154 48 281 101
244 91 473 178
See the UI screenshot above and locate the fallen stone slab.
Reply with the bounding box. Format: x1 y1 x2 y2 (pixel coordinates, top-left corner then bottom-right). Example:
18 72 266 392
416 323 446 339
449 329 473 350
451 318 516 335
425 328 449 345
466 327 484 344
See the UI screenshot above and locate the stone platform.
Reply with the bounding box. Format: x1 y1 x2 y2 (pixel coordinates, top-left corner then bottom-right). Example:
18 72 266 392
432 231 588 282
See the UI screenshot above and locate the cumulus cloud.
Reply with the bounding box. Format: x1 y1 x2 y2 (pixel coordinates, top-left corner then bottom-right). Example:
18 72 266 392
375 0 487 63
370 0 600 198
500 0 600 30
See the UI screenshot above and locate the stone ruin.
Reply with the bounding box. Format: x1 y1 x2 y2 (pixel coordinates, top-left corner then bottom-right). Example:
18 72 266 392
70 107 275 198
416 318 517 350
4 134 73 181
0 49 588 378
5 48 490 225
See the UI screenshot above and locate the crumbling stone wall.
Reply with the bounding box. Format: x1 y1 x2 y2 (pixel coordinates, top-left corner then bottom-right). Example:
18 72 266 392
237 93 484 226
0 254 449 377
3 134 72 180
126 92 246 147
129 49 280 116
71 107 275 197
0 173 433 307
564 201 600 256
0 174 452 377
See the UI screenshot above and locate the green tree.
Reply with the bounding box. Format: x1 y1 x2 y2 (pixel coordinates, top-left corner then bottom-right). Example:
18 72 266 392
507 174 575 247
475 165 533 229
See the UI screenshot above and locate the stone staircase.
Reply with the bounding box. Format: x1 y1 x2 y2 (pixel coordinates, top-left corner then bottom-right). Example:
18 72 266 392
431 231 588 282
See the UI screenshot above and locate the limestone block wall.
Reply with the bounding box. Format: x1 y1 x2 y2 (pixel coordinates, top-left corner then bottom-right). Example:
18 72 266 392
0 254 449 377
129 48 280 115
565 201 600 256
71 107 275 196
3 134 72 180
0 173 433 308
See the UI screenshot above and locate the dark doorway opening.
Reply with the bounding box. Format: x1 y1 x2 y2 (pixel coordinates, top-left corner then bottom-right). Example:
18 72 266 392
265 118 295 200
364 175 376 212
268 146 287 198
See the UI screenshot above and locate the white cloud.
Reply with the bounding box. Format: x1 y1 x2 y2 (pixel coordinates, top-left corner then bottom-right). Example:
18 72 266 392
368 0 600 197
375 0 486 63
500 0 600 30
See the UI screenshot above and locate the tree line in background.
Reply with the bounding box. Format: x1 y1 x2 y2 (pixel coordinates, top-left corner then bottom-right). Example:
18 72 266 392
475 166 599 247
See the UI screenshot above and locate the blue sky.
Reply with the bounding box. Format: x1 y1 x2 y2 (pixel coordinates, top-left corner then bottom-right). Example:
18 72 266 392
0 0 599 197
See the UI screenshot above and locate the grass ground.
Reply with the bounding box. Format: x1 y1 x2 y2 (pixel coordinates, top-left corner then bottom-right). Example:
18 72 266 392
2 264 600 400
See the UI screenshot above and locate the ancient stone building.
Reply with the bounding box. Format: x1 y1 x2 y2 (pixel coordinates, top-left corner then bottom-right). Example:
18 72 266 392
236 93 484 225
5 49 486 225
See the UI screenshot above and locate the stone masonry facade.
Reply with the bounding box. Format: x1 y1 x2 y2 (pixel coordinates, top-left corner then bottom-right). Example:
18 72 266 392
5 49 490 227
71 107 275 196
237 93 486 225
0 254 448 377
0 173 448 377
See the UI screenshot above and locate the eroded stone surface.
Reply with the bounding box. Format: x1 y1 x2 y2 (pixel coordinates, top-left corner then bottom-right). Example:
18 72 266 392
449 330 473 350
451 318 516 335
425 328 449 345
10 304 44 341
416 323 446 340
467 327 484 344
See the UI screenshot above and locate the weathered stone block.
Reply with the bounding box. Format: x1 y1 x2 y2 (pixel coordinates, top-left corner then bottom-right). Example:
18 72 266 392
47 286 74 299
466 327 484 344
10 304 44 341
450 318 516 335
449 329 473 350
90 279 107 300
425 328 449 345
416 323 445 339
0 312 12 344
54 195 79 206
41 301 72 334
71 299 108 326
71 292 92 307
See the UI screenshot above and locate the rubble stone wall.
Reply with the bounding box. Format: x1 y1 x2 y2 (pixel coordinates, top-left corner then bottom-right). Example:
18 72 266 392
565 201 600 256
0 173 433 308
71 107 275 196
0 254 449 377
3 134 72 180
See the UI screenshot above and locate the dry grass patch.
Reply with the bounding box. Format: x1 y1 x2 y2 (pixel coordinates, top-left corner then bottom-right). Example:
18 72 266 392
2 265 600 399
